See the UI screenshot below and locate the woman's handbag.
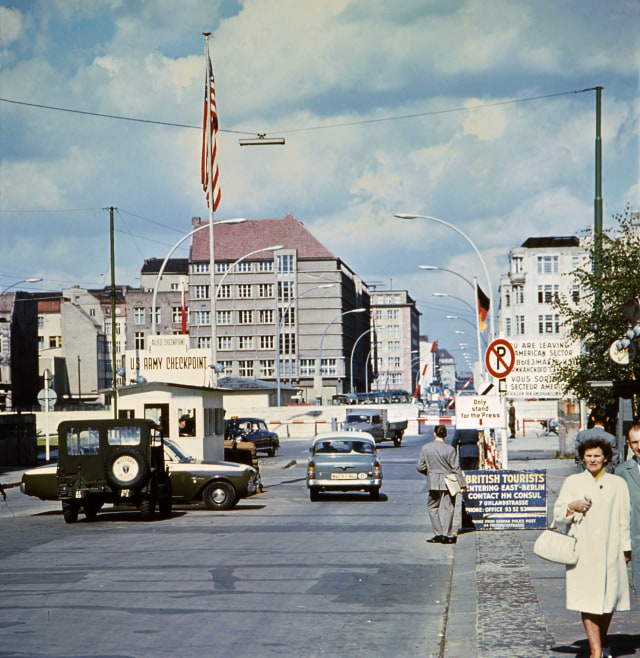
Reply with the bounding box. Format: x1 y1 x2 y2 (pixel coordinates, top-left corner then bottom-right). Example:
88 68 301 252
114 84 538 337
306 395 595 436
533 527 579 566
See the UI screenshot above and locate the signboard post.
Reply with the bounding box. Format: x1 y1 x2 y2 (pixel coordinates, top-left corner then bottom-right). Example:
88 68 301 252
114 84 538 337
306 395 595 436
462 469 547 530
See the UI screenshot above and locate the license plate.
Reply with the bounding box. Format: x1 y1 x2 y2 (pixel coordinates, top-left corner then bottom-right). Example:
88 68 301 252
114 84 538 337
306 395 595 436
331 473 358 480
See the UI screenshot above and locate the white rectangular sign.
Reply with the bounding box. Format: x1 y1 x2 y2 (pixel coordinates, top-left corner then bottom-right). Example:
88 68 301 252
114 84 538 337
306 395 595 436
455 395 505 429
504 339 580 399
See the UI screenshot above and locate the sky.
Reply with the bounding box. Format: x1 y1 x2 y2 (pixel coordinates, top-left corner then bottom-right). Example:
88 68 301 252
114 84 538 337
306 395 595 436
1 0 639 365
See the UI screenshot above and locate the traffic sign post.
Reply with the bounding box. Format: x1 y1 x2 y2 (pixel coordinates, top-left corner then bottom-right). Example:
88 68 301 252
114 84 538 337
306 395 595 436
485 338 516 379
37 385 57 462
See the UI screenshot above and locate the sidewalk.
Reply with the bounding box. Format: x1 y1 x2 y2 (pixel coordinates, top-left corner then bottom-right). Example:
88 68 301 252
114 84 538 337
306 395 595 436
445 430 640 658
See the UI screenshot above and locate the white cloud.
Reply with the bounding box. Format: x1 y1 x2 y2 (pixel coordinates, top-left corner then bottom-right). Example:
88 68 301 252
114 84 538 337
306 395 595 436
0 6 23 47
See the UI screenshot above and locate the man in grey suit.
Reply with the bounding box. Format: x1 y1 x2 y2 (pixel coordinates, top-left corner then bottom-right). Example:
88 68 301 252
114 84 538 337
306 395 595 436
417 424 467 544
615 422 640 593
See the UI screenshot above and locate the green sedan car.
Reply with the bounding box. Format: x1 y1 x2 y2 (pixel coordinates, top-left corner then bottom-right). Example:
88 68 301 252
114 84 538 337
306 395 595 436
20 439 259 514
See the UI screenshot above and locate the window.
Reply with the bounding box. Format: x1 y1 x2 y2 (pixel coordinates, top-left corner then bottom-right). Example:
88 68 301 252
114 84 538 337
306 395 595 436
217 336 232 350
279 307 295 325
239 310 253 324
194 310 210 326
572 285 580 303
237 261 252 272
49 336 62 348
537 314 555 334
216 262 229 273
258 261 273 272
512 256 524 273
218 284 231 299
172 307 181 323
220 360 233 376
217 310 232 325
514 287 524 304
194 285 209 299
259 360 275 378
38 336 44 350
277 254 294 273
375 310 382 320
89 308 96 317
134 307 145 325
388 357 400 368
260 335 274 349
238 336 253 350
66 428 101 455
239 360 254 377
321 358 337 375
387 340 400 352
388 324 400 337
258 283 273 298
300 359 316 376
170 282 180 291
387 309 399 320
505 318 511 337
197 336 210 349
135 332 145 350
537 284 558 303
238 284 252 298
154 308 161 325
537 255 558 274
193 263 209 274
259 309 274 324
279 333 296 354
516 316 525 335
38 316 44 330
278 281 294 301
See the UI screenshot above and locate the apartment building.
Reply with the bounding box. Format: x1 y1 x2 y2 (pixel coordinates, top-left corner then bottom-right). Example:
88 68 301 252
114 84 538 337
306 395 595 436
370 290 421 394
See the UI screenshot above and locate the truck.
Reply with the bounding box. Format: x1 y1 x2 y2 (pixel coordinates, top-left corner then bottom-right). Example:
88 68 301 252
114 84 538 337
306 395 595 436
342 408 408 447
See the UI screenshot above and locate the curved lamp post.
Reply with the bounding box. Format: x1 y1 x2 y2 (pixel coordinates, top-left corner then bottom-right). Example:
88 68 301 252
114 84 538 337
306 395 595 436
316 308 366 403
1 277 42 294
276 283 335 407
433 291 474 314
418 265 474 290
396 213 494 337
349 327 375 394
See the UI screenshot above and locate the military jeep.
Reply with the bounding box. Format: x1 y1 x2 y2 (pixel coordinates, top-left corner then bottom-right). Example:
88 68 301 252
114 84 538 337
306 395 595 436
56 418 172 523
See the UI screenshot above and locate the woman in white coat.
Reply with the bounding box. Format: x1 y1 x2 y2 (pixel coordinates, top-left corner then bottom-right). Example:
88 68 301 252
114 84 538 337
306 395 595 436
554 438 632 658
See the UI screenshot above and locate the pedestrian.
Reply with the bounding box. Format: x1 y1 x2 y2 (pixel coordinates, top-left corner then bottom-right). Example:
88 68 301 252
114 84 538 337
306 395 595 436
553 438 631 658
417 424 467 544
508 400 516 439
615 421 640 594
574 406 619 472
452 427 480 531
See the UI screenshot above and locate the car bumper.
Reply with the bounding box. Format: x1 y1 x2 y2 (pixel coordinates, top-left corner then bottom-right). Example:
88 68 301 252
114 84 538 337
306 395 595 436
307 476 382 490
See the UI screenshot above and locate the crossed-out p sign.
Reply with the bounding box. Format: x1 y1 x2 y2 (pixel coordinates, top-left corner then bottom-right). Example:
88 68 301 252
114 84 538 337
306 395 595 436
485 338 516 379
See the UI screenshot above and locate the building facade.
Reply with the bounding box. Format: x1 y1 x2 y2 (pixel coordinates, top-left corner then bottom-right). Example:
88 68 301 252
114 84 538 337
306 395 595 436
370 290 421 394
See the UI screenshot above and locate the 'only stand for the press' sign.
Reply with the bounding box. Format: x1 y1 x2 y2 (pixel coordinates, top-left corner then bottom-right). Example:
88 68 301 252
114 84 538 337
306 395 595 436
462 470 547 530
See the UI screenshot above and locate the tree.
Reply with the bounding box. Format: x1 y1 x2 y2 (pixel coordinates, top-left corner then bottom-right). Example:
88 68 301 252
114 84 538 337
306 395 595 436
554 204 640 411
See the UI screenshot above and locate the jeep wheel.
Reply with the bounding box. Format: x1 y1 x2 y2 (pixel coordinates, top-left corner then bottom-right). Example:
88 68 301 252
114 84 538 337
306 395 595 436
62 500 79 524
83 498 103 521
105 448 149 490
140 496 156 520
203 481 237 511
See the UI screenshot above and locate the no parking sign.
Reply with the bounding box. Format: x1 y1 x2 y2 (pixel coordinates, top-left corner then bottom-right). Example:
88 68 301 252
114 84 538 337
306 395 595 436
485 339 516 379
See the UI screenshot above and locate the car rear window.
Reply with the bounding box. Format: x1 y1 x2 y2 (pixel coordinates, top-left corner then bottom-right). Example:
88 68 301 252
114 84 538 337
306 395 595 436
108 426 141 446
313 440 373 455
66 428 100 456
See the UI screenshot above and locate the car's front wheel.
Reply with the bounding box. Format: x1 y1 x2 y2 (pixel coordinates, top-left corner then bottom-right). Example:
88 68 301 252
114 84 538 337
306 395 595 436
203 481 237 511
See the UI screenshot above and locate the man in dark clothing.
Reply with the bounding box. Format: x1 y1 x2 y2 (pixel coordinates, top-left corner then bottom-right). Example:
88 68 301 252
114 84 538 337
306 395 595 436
452 428 480 471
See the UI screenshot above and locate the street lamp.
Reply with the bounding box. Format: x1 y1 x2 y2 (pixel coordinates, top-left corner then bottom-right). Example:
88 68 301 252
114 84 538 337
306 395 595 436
0 277 42 294
433 291 475 314
418 265 474 290
349 327 375 394
396 213 494 337
316 308 366 403
276 284 335 407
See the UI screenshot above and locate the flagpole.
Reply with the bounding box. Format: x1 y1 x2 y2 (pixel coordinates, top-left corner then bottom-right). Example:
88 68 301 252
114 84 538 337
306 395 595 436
204 32 217 387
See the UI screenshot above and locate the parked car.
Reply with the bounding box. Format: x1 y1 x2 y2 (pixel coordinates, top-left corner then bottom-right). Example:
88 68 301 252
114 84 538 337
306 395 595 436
20 438 260 515
306 431 382 501
225 417 280 456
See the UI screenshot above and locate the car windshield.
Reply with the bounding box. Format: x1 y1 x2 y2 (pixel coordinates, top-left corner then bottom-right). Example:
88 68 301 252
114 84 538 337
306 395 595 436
313 440 374 455
165 440 194 463
345 415 370 423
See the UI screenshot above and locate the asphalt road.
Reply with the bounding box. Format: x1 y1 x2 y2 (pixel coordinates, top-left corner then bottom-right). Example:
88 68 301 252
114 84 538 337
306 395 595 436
0 431 454 658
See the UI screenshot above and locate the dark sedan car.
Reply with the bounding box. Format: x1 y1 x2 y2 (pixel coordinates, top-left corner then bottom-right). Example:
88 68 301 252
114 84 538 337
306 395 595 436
226 417 280 456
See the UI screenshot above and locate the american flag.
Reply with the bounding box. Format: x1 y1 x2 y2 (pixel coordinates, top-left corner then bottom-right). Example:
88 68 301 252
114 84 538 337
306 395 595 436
201 49 221 211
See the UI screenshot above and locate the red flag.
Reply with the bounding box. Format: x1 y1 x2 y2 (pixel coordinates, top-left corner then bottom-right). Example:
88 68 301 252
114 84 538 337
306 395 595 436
201 47 221 211
477 284 490 333
181 286 187 334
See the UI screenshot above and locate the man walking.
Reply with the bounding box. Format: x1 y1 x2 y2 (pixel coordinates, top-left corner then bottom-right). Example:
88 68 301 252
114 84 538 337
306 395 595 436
575 406 619 472
615 422 640 593
417 424 467 544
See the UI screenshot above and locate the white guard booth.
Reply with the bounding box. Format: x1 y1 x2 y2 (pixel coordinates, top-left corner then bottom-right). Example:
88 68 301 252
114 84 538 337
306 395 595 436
116 382 225 461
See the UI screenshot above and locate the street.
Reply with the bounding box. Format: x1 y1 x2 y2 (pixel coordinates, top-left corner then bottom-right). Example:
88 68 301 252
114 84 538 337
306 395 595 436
0 431 455 658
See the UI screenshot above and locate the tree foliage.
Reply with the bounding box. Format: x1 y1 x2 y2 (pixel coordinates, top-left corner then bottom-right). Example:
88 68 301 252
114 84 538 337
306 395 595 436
554 204 640 409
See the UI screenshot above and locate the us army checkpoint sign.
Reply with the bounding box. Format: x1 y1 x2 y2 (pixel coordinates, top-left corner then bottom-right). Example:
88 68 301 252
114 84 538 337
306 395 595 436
455 395 505 429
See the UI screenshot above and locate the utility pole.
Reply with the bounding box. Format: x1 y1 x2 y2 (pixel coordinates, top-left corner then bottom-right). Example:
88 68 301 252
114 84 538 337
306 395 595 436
593 87 603 317
110 206 118 418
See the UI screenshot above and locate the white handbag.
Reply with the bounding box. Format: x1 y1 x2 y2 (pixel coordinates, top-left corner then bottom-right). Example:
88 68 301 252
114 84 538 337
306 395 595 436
533 528 579 566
